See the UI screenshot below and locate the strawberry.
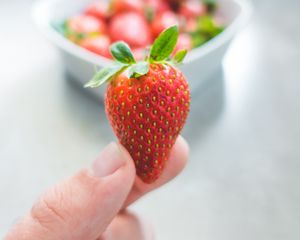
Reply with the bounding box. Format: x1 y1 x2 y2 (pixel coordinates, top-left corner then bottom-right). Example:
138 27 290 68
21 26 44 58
68 15 106 35
80 35 111 58
173 33 192 55
85 1 110 20
109 12 151 48
184 18 198 32
167 0 185 11
65 15 107 43
151 11 179 38
111 0 144 14
145 0 171 17
179 0 207 19
85 26 190 183
147 0 170 12
132 47 148 61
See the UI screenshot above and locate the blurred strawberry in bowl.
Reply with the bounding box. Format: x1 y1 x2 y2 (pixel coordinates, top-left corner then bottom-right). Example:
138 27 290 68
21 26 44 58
145 0 170 16
184 18 198 32
66 15 107 43
56 0 225 60
109 12 152 47
36 0 248 102
132 47 148 60
151 11 179 37
173 33 192 55
111 0 144 14
179 0 207 19
68 15 106 35
84 1 110 20
66 15 106 40
80 35 111 58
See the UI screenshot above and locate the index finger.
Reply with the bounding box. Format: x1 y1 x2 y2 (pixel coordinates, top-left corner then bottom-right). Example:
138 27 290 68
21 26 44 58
124 135 189 207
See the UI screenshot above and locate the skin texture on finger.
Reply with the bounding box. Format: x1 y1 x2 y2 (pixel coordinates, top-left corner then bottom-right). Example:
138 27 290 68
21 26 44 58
124 135 189 207
5 143 136 240
99 210 154 240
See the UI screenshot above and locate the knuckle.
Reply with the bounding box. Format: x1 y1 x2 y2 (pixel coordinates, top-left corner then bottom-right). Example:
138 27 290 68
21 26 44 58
30 187 67 230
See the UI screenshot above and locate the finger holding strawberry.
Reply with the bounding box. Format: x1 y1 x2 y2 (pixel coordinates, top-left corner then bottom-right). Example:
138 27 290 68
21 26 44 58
85 26 190 183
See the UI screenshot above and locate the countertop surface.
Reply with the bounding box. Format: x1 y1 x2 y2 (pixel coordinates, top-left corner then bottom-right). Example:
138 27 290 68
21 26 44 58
1 0 300 239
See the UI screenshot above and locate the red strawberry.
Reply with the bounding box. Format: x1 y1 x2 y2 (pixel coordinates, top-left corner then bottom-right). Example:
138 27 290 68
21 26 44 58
85 2 110 20
168 0 187 3
68 15 106 35
184 18 198 32
151 11 179 38
109 12 151 48
85 26 190 183
66 15 107 43
145 0 171 15
105 63 189 183
173 33 192 55
80 35 111 58
167 0 185 11
111 0 144 14
132 47 147 61
179 0 207 19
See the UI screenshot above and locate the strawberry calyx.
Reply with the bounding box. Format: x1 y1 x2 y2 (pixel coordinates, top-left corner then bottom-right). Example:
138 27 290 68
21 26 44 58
85 25 187 88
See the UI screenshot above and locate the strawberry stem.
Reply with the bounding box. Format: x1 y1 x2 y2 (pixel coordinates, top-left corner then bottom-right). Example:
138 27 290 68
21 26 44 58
85 25 187 88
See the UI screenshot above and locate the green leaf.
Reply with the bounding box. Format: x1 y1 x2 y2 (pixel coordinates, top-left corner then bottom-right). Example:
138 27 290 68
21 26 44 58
173 49 188 64
150 25 179 62
127 61 149 78
84 64 127 88
110 41 136 64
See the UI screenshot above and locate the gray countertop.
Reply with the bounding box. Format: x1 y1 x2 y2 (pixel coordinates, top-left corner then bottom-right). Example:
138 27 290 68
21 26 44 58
1 0 300 239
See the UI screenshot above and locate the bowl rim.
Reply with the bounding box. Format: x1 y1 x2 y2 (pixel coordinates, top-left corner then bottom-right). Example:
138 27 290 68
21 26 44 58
31 0 253 66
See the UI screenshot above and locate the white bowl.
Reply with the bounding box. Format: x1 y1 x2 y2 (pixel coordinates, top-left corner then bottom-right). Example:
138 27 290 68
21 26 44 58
32 0 252 98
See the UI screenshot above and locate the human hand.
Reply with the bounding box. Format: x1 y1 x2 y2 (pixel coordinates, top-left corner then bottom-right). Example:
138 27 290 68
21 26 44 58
5 136 189 240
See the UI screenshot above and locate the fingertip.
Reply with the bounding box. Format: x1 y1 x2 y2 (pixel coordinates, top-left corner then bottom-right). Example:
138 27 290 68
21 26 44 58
177 135 189 156
124 135 190 206
90 142 136 192
100 142 136 193
92 142 134 178
157 135 189 184
116 143 136 175
171 135 189 170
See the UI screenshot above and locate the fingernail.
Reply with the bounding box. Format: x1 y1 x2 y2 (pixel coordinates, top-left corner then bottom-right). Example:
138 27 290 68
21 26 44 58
92 142 127 178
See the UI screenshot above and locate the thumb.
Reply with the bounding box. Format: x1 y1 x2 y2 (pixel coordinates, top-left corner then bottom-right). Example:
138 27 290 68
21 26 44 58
5 143 136 240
